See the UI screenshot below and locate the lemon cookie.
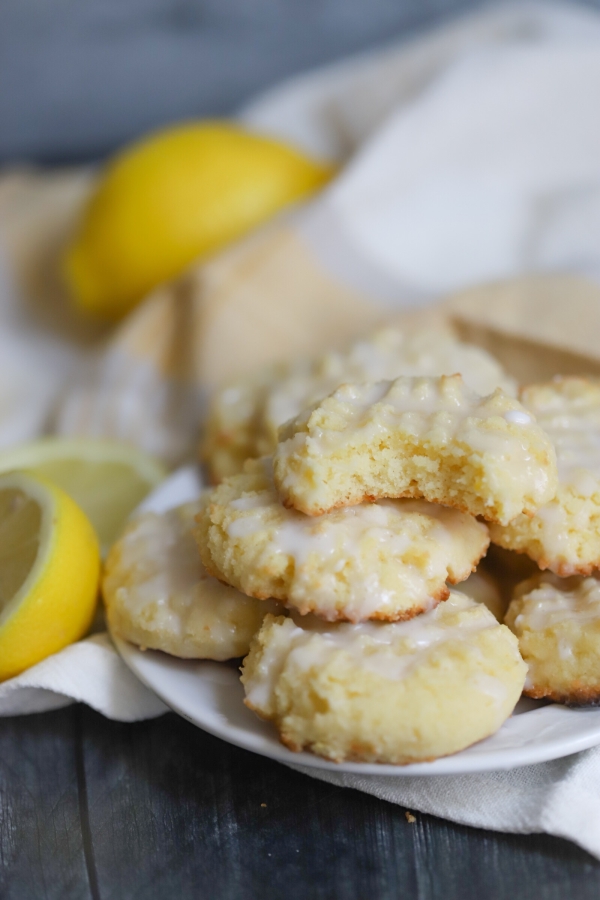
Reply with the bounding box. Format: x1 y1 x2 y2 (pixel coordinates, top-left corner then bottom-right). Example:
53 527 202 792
202 327 516 481
103 500 280 660
240 591 526 764
273 374 557 523
202 362 285 482
195 459 489 622
491 378 600 575
505 573 600 705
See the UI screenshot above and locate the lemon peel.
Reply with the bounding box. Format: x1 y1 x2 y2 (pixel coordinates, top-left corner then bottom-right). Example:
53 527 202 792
64 121 335 320
0 471 101 682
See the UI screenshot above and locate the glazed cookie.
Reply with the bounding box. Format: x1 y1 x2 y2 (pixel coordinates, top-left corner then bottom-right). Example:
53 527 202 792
491 378 600 575
103 501 281 660
202 327 516 481
195 459 489 623
273 374 557 523
202 362 286 482
505 573 600 705
240 591 526 764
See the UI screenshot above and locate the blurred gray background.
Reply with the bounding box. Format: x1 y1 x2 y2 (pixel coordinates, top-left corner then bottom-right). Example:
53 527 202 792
1 0 597 164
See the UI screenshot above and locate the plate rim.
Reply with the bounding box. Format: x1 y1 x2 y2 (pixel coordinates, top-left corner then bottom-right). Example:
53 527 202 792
114 632 600 776
112 466 600 776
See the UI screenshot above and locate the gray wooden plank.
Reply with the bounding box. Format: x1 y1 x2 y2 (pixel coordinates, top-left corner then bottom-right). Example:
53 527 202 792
0 0 489 163
79 707 600 900
405 810 600 900
2 703 599 899
0 706 93 900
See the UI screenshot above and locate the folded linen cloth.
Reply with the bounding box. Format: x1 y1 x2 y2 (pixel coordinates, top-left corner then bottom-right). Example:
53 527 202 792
5 0 600 857
291 750 600 858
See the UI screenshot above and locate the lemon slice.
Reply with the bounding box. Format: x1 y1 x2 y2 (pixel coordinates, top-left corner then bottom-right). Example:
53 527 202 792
0 438 167 551
0 471 101 681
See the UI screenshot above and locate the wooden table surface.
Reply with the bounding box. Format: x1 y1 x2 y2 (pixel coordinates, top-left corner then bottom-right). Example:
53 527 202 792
1 705 599 900
2 2 600 896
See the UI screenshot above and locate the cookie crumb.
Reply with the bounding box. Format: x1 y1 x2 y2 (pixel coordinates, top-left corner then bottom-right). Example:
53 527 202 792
261 803 267 808
405 811 416 824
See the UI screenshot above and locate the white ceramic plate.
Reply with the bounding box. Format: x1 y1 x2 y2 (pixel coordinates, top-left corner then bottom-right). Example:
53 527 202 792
113 468 600 775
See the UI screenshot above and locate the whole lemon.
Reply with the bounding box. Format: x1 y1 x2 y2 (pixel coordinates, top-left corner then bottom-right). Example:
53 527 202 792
64 121 335 320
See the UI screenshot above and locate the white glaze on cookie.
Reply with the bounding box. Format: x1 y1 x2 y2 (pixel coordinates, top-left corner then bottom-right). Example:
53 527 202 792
244 594 503 711
203 327 517 481
491 378 600 575
103 501 281 660
241 591 526 764
196 459 489 622
274 374 557 522
505 573 600 704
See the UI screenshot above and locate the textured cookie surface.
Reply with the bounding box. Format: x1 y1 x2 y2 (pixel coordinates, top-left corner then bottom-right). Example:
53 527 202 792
202 327 516 481
195 459 489 622
491 378 600 575
241 592 526 764
103 501 280 660
505 573 600 705
273 374 557 523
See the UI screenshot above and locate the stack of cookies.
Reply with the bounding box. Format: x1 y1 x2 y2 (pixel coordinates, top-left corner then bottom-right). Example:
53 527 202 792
102 326 600 765
493 377 600 707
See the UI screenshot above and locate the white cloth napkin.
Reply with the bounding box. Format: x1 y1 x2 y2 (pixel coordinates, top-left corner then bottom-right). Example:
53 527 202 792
243 0 600 302
5 0 600 857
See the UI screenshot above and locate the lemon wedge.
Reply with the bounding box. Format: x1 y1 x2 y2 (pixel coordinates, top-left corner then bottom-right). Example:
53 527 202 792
0 438 167 551
64 121 335 320
0 471 101 681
